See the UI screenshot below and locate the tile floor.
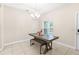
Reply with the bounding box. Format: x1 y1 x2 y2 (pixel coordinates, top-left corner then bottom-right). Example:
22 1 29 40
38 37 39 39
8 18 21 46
0 40 79 55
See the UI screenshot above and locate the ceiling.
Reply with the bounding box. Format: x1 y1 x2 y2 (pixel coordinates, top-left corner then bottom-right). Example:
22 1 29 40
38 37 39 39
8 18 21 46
4 3 69 15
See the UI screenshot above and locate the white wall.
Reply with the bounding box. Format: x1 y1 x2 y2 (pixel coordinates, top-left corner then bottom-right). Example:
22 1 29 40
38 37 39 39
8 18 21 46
2 4 79 49
40 4 79 49
0 5 2 49
3 5 40 44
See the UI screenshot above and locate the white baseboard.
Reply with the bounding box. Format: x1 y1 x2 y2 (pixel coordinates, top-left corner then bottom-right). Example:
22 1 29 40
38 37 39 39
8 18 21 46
0 46 4 52
54 41 76 50
4 39 28 47
0 43 4 51
0 40 28 51
3 39 76 50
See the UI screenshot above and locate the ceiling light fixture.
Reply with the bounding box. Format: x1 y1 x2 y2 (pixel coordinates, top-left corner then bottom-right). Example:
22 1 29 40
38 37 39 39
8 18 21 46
26 9 40 20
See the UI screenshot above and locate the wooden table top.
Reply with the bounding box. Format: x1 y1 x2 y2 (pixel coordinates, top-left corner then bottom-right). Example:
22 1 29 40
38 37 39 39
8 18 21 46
29 33 59 42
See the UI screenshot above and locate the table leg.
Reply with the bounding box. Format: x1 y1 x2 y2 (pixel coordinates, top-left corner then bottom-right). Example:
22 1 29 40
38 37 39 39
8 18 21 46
30 39 32 46
43 44 47 54
30 39 35 46
40 45 42 54
49 42 52 49
43 42 53 54
47 42 52 50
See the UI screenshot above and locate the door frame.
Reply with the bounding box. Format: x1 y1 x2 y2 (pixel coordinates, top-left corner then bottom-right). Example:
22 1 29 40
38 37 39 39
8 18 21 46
0 4 4 51
75 12 79 50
